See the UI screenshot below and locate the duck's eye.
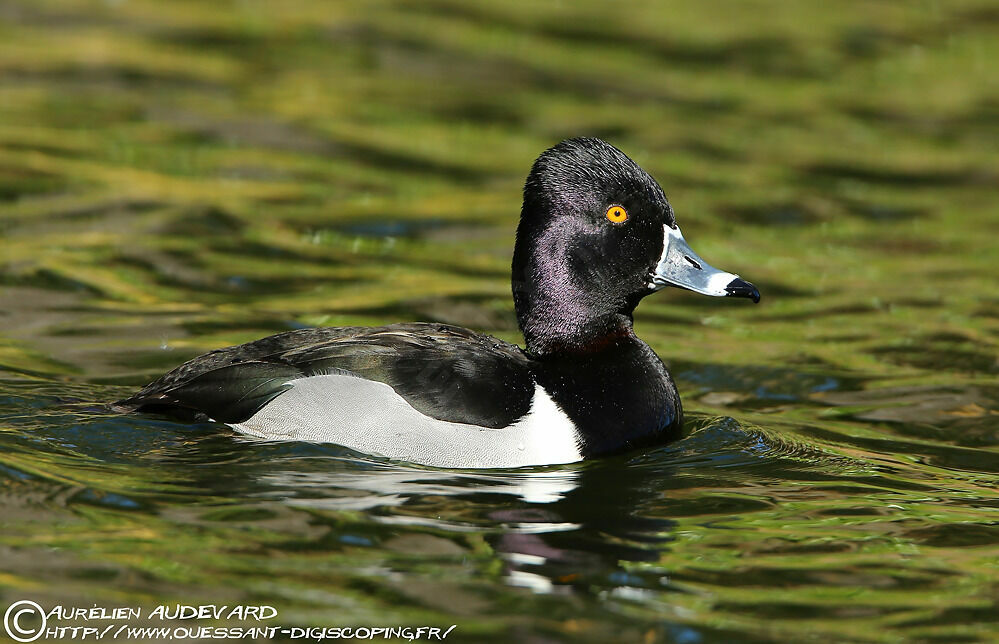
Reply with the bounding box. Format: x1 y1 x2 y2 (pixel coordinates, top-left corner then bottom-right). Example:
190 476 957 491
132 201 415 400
605 205 628 223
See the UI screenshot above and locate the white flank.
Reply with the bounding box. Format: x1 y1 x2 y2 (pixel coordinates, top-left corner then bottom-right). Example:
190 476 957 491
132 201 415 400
230 374 582 469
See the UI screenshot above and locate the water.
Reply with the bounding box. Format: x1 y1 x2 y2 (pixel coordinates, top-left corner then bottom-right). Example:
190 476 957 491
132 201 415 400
1 1 998 641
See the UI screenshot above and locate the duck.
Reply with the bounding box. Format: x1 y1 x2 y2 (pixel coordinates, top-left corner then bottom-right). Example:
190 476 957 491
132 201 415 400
115 138 759 469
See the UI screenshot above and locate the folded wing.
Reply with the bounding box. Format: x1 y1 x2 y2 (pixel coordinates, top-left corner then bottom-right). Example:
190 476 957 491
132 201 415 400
115 323 535 429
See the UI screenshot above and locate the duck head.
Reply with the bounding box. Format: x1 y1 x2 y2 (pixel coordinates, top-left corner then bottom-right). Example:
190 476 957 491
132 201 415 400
512 137 759 356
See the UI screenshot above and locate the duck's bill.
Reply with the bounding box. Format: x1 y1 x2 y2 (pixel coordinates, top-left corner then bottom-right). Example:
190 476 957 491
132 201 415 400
649 225 760 303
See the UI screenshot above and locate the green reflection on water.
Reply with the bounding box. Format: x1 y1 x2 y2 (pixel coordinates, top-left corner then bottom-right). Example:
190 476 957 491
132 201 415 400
1 0 997 642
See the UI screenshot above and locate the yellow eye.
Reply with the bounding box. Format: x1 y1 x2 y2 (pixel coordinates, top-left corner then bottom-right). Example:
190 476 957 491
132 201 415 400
606 205 628 223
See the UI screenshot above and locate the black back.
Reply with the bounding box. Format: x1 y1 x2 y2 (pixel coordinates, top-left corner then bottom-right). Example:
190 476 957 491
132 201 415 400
116 323 535 429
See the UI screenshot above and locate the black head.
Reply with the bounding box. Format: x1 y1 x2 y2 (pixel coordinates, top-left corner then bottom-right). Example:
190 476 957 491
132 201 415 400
512 138 758 356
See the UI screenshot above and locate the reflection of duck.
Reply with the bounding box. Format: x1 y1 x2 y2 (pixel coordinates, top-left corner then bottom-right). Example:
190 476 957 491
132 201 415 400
217 453 674 594
490 459 679 594
116 138 759 468
259 461 583 510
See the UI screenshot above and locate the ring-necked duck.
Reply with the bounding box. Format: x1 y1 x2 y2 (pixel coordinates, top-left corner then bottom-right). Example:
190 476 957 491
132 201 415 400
116 138 759 468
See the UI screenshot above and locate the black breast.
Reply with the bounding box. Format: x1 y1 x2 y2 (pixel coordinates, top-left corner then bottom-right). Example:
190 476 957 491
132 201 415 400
531 335 682 457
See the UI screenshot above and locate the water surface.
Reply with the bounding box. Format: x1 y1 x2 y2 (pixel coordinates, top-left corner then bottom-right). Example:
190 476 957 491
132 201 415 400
1 1 997 641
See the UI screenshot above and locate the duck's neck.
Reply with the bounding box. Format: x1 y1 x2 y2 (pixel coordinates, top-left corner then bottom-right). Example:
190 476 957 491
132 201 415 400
518 306 637 357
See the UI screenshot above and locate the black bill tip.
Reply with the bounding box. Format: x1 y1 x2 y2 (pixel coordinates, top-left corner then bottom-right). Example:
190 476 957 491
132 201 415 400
724 277 761 303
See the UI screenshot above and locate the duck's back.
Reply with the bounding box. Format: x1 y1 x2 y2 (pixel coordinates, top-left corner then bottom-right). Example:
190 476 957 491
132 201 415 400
117 323 536 426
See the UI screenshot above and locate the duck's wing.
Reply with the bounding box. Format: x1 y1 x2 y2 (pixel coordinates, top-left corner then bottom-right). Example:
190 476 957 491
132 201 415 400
114 323 536 429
